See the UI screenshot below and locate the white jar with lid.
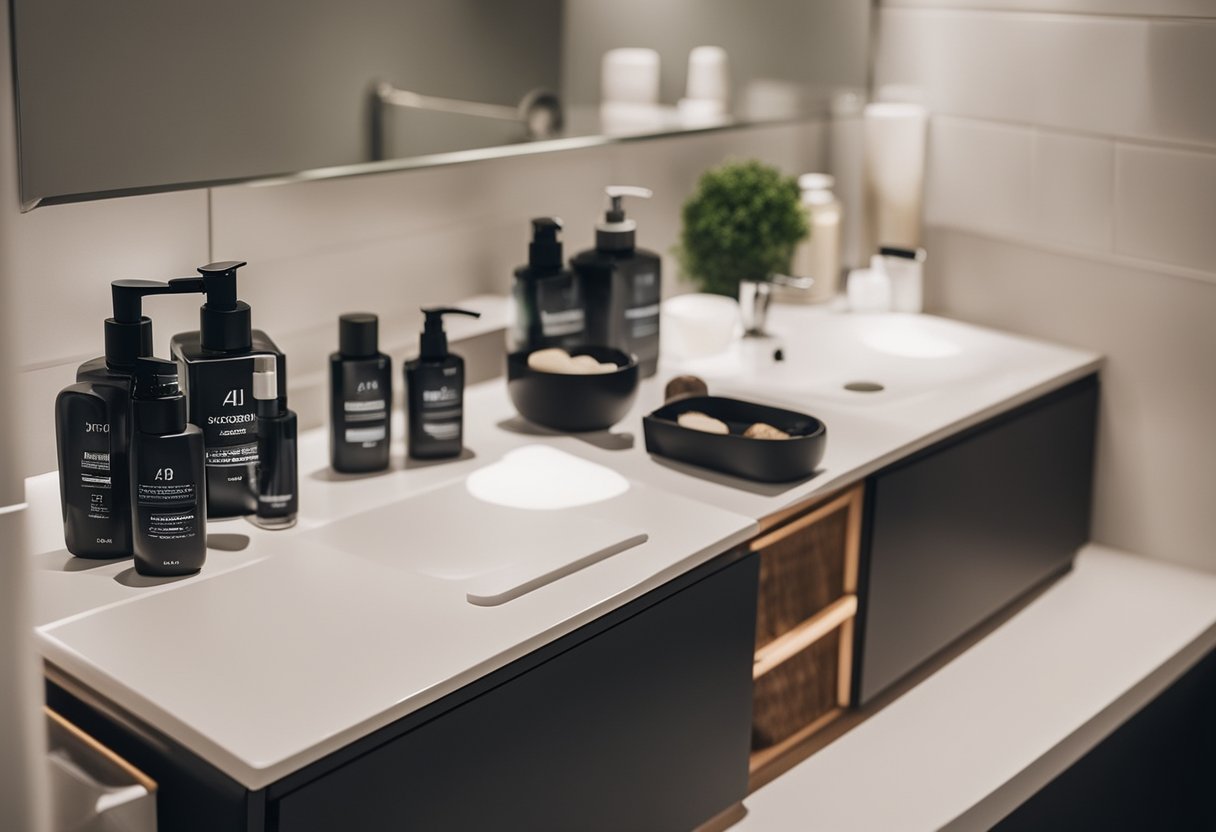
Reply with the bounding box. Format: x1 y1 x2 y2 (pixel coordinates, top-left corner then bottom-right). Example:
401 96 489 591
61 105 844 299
789 173 843 303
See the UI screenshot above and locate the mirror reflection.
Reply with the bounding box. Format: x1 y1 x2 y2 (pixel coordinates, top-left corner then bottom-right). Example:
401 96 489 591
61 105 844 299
12 0 869 208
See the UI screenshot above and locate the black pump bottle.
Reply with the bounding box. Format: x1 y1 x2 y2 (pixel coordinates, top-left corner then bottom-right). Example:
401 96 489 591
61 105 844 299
405 307 480 460
129 357 207 577
56 277 202 558
329 313 392 473
170 261 285 519
572 186 662 377
509 217 585 353
252 356 298 529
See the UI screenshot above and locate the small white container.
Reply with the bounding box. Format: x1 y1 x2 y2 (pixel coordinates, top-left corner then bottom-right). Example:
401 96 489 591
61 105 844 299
847 256 892 313
601 48 661 105
791 173 843 303
661 293 740 358
684 45 729 103
880 245 927 313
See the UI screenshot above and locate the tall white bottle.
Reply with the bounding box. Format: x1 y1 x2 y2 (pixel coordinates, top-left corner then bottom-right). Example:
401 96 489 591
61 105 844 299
790 173 843 303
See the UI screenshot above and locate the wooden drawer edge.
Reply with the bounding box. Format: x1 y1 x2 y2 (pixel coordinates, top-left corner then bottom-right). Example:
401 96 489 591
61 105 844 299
753 594 857 680
46 706 158 792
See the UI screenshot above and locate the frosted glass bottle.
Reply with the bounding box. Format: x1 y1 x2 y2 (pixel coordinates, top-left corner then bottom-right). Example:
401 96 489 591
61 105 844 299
791 173 843 303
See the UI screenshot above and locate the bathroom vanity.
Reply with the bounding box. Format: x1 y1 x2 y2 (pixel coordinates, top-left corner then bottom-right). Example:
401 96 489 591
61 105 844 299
25 310 1106 831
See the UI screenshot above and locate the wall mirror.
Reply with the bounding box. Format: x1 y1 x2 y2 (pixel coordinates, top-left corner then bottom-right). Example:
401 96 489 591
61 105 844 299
11 0 870 209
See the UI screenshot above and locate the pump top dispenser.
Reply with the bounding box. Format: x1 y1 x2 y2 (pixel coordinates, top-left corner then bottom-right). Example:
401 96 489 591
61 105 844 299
510 217 585 353
572 185 662 377
406 307 481 460
170 260 285 518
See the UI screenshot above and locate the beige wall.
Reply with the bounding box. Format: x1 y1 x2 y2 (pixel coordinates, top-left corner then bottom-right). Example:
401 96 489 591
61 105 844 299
876 0 1216 571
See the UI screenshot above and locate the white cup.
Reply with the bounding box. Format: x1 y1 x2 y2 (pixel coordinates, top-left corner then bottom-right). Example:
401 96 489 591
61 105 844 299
685 45 729 104
602 48 660 106
662 293 741 358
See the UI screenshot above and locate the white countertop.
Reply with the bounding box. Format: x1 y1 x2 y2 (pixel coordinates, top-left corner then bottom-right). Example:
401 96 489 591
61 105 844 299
25 308 1103 790
735 544 1216 831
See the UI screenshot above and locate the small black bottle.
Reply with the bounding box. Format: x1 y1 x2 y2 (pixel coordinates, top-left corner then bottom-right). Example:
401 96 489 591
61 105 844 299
405 307 480 460
56 277 203 558
252 356 298 529
329 313 392 473
129 358 206 577
509 217 585 353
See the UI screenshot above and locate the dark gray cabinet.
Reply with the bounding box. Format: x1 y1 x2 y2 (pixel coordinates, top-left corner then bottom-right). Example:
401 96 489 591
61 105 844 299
48 549 759 832
855 375 1099 704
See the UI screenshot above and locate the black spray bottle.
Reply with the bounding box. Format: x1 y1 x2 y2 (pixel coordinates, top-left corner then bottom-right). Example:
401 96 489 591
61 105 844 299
405 308 480 460
329 313 392 473
509 217 585 353
56 277 201 558
170 261 285 518
572 186 662 377
129 357 206 576
252 356 298 529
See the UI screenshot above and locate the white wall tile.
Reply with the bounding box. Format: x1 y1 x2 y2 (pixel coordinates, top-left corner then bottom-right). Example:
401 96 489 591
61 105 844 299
883 0 1216 20
925 117 1035 237
923 226 1216 572
1115 144 1216 275
1032 131 1114 252
9 190 209 370
876 8 1216 149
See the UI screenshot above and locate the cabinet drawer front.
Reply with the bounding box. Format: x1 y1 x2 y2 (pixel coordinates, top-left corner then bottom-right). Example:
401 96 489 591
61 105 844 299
275 554 759 832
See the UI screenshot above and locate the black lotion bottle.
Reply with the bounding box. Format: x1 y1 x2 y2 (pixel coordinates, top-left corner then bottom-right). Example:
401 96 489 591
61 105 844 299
56 277 202 558
405 307 480 460
329 313 392 473
252 356 298 529
170 261 285 519
572 186 662 377
129 358 207 577
509 217 585 353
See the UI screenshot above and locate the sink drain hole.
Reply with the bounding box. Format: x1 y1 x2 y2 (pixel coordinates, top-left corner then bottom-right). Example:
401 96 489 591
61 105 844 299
844 381 884 393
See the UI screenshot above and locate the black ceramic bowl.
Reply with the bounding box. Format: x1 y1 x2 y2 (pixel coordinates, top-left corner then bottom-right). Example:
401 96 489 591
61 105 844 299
643 395 827 483
507 346 640 432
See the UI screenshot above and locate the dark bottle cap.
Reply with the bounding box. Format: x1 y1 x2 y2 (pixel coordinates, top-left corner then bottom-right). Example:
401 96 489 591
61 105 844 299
198 261 252 353
419 307 481 361
339 313 379 358
104 277 205 370
132 357 187 434
528 217 563 270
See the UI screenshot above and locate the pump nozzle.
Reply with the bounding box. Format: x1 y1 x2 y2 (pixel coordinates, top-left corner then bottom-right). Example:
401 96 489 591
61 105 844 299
419 307 481 361
604 185 652 222
528 217 564 269
597 185 652 250
105 277 207 369
196 260 252 352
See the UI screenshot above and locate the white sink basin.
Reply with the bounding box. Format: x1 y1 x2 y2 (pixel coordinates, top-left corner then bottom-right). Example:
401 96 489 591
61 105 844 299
664 312 1076 414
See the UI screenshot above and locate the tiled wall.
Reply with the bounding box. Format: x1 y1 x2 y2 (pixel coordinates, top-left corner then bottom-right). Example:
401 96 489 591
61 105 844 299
877 1 1216 571
12 122 825 479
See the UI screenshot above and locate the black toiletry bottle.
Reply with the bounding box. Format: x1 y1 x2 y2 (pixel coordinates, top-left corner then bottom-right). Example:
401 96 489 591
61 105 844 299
252 356 298 529
55 277 203 558
329 313 392 473
509 217 585 353
405 307 481 460
572 186 662 377
129 357 206 576
170 261 285 519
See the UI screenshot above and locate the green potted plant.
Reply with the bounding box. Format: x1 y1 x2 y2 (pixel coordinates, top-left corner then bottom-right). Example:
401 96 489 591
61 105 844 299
677 159 808 298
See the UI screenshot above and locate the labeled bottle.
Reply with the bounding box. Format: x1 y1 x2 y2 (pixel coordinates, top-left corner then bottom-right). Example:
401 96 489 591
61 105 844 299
129 357 206 576
252 356 298 529
56 277 202 558
170 261 285 518
405 307 480 460
789 173 843 303
572 186 662 377
509 217 585 353
329 313 392 473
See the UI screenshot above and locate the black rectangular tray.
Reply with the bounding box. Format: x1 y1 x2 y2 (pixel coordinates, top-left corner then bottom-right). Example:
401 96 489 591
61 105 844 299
643 396 826 483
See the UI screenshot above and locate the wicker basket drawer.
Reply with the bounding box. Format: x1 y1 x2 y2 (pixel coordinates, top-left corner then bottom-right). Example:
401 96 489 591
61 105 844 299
752 626 842 750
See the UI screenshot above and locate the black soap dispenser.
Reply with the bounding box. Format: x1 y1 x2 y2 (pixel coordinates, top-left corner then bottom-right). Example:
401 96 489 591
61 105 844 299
55 277 202 558
405 307 481 460
509 217 585 353
170 261 285 518
329 313 392 473
572 186 662 377
129 357 206 577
